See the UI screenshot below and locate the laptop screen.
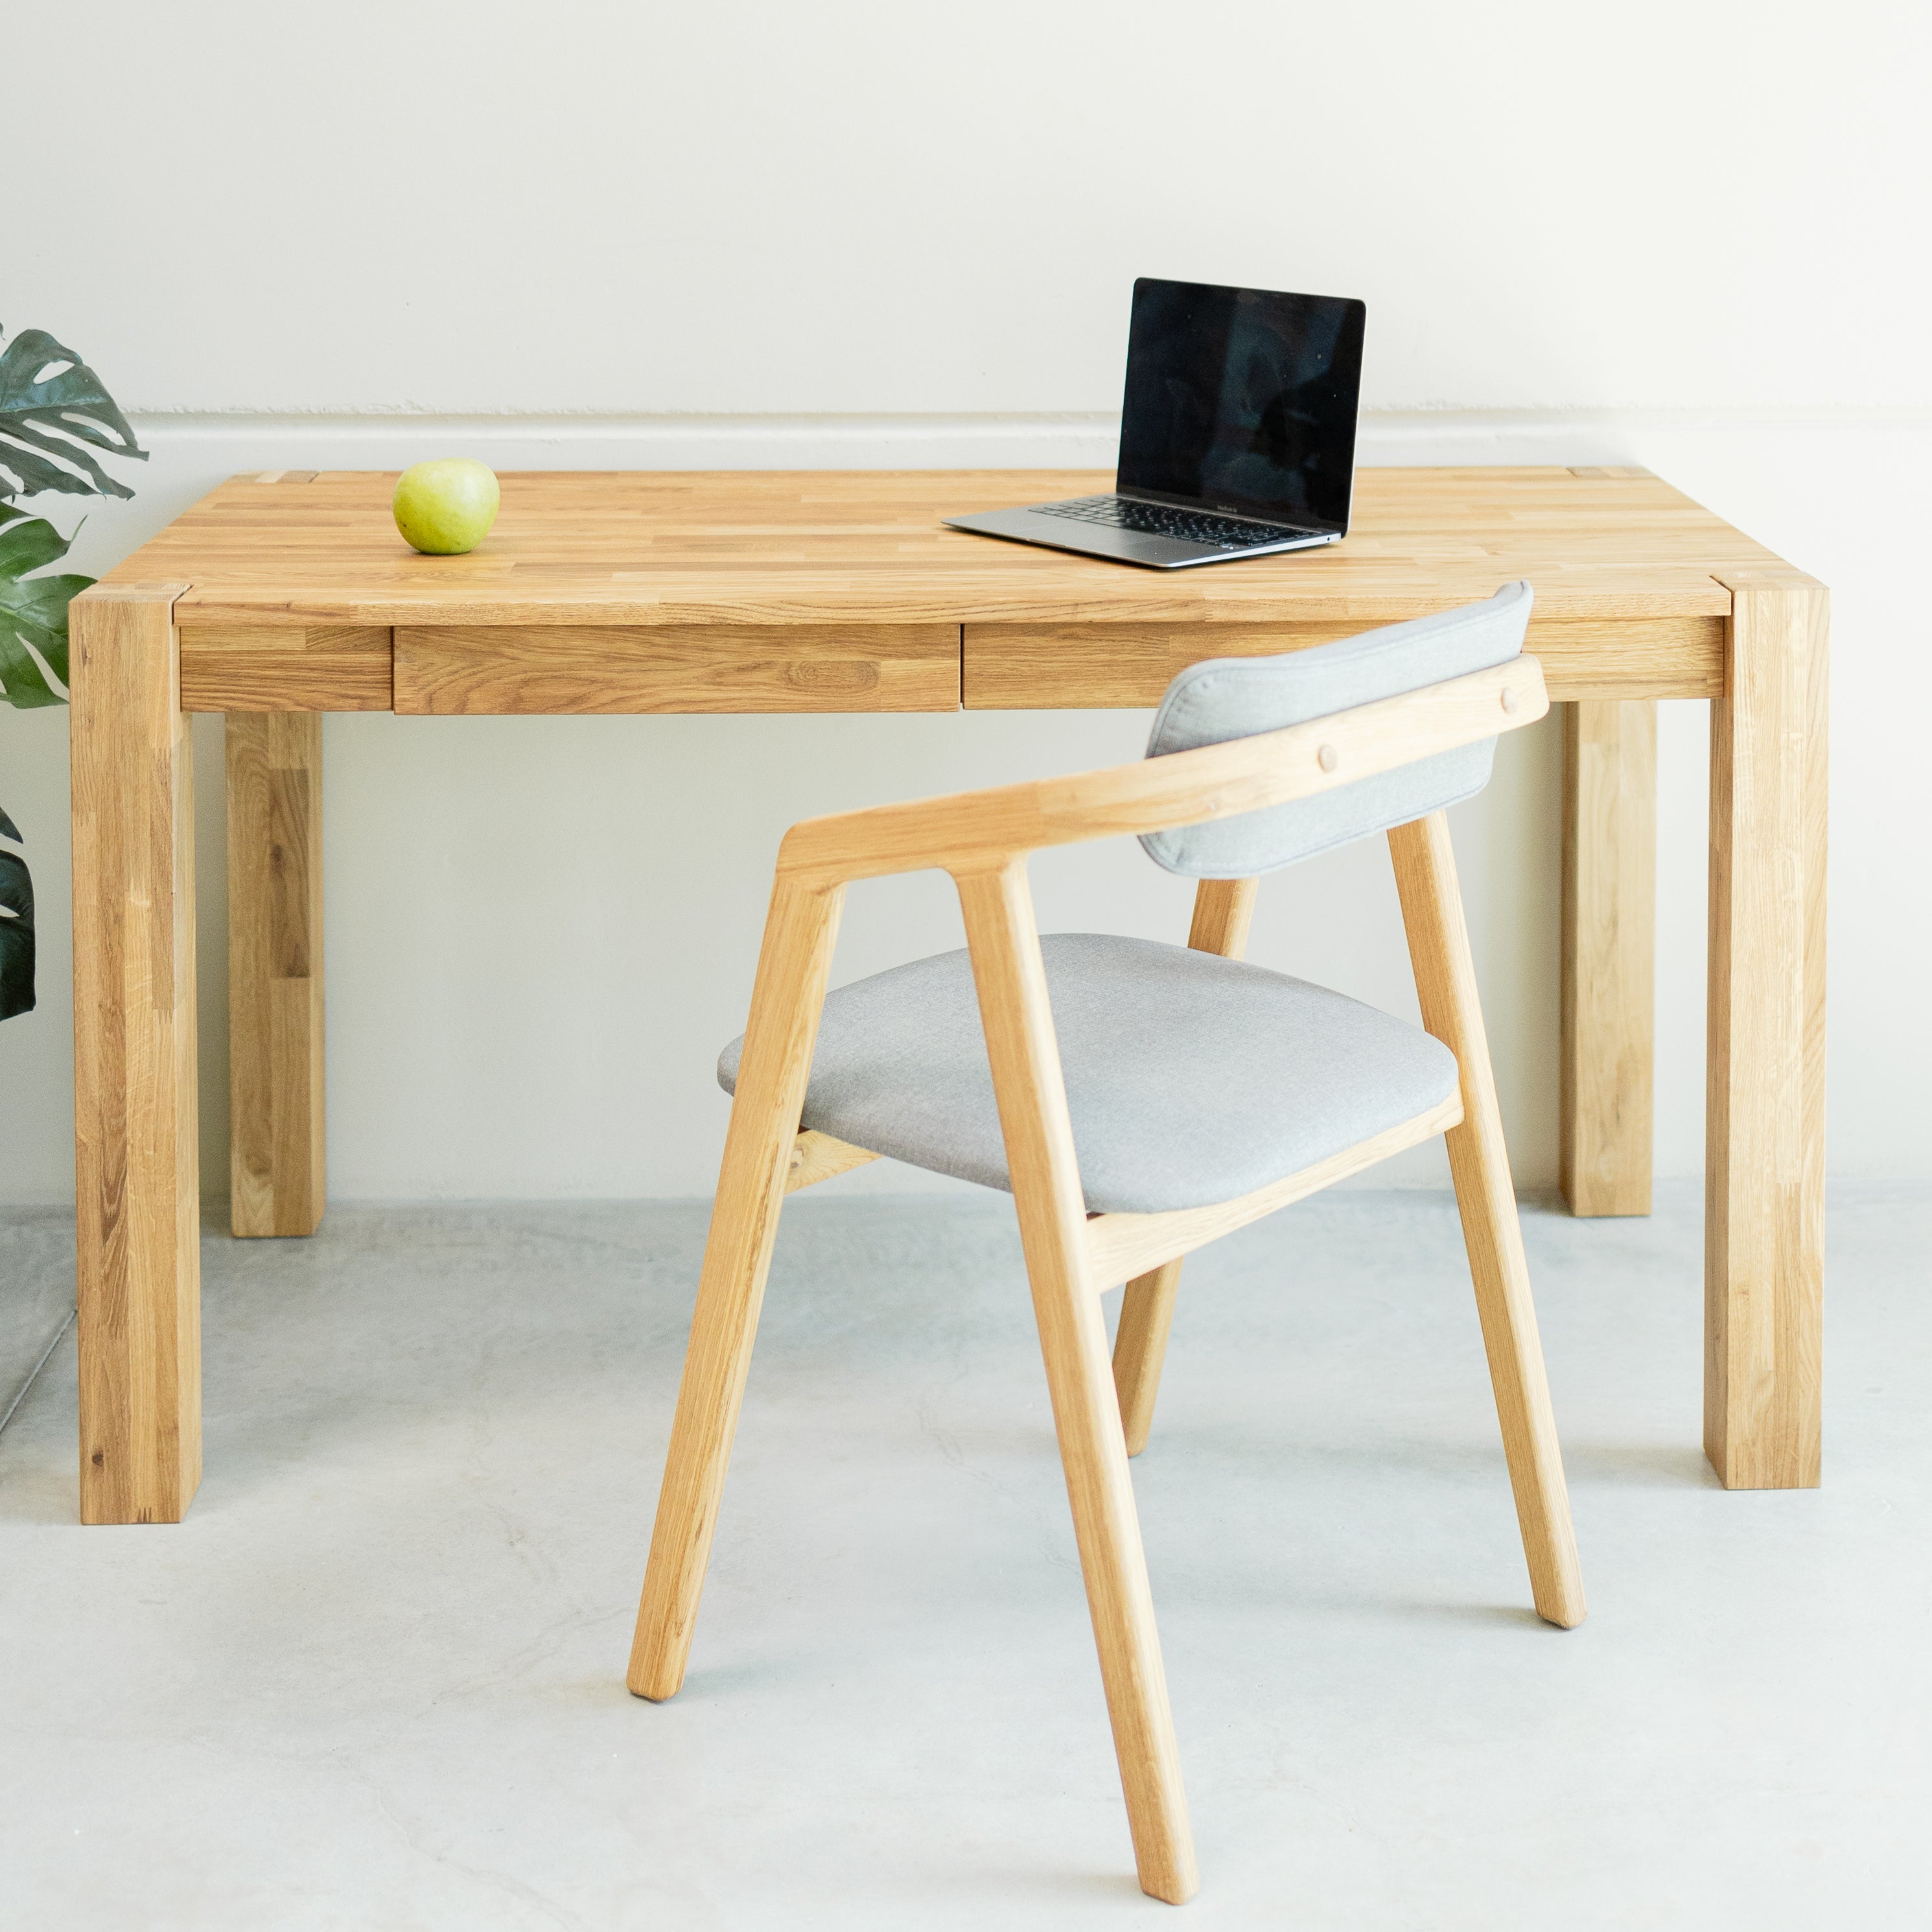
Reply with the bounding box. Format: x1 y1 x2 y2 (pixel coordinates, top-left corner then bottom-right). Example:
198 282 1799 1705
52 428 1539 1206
1115 279 1367 533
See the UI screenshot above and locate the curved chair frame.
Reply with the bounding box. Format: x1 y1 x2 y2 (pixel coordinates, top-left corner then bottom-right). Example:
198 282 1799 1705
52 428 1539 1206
627 653 1583 1905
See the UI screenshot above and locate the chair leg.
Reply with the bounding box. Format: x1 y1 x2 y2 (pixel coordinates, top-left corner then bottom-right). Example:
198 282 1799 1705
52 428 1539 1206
1113 1259 1183 1456
1389 814 1587 1630
958 862 1198 1903
629 878 846 1700
1107 877 1258 1457
1038 1261 1198 1902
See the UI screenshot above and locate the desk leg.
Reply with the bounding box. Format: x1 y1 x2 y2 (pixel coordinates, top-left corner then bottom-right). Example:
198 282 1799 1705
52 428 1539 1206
69 585 202 1524
1705 576 1828 1489
1559 701 1656 1215
226 715 326 1237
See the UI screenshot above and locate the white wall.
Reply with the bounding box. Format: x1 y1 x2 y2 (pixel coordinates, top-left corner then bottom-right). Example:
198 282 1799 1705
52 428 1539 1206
3 1 1927 1204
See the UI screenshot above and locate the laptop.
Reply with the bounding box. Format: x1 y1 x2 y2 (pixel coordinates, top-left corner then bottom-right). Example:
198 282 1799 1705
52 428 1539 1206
945 277 1367 569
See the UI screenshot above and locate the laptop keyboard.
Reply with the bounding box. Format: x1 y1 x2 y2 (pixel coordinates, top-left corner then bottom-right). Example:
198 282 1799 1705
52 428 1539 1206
1032 496 1314 549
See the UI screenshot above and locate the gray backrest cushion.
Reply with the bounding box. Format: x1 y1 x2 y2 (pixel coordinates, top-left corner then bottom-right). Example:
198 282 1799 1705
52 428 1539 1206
1139 580 1533 878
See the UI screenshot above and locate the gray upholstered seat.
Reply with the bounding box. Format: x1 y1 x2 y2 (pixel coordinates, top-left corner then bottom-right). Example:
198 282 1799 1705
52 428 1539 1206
720 583 1528 1218
719 933 1458 1215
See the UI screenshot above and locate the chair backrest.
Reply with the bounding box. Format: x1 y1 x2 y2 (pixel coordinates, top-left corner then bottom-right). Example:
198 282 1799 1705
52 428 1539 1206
1137 581 1533 878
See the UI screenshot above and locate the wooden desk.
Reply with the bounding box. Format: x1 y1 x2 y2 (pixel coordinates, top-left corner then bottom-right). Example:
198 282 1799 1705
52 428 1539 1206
71 467 1826 1521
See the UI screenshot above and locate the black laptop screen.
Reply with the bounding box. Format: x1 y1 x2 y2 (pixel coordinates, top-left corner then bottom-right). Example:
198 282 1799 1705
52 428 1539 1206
1115 279 1367 531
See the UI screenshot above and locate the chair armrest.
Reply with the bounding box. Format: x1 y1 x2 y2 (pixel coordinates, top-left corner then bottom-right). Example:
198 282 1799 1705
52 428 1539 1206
776 655 1548 887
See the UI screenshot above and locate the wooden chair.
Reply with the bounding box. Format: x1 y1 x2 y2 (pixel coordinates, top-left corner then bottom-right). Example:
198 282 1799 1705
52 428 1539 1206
627 582 1585 1904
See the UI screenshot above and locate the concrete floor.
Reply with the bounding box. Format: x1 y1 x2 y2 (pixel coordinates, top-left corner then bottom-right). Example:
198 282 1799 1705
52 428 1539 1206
1 1184 1927 1930
0 1213 75 1434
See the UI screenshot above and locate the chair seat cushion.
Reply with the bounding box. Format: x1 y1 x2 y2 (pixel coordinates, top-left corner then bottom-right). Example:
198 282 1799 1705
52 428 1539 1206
718 934 1458 1215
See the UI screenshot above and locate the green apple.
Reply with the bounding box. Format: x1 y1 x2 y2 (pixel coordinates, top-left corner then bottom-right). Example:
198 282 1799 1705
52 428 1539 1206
392 459 500 555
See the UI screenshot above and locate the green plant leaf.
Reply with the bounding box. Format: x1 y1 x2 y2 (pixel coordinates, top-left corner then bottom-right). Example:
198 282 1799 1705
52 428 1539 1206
2 763 34 1020
0 509 71 577
0 848 33 1020
0 511 89 705
0 323 148 502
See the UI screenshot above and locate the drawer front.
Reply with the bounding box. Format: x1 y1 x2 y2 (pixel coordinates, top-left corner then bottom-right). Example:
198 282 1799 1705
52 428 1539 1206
180 627 394 712
962 616 1725 709
393 624 961 714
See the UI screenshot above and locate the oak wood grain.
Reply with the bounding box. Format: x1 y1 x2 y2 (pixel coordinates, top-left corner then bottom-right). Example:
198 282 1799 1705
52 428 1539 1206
68 583 202 1525
630 877 847 1699
1704 570 1828 1489
776 657 1548 887
785 1129 879 1193
1559 701 1657 1216
1110 875 1259 1457
957 861 1196 1903
1090 1093 1463 1296
227 714 326 1237
392 622 959 714
98 467 1779 633
965 615 1723 708
180 626 392 712
1390 812 1586 1628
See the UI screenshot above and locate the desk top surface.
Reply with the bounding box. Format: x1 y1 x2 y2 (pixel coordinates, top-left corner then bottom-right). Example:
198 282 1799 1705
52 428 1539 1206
102 466 1797 629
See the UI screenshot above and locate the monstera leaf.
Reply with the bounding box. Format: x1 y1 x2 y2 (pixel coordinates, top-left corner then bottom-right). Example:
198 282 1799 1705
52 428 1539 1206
1 323 141 1020
1 501 89 706
0 804 31 1021
2 502 84 1014
0 323 148 502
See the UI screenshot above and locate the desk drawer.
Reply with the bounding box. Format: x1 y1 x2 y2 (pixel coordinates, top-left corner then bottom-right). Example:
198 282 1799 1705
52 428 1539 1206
962 616 1725 708
393 624 960 714
180 626 394 712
